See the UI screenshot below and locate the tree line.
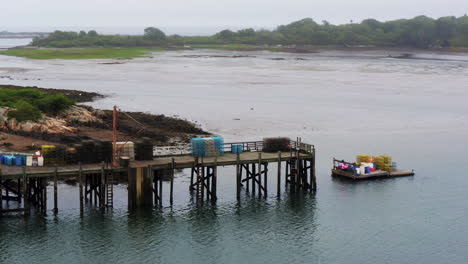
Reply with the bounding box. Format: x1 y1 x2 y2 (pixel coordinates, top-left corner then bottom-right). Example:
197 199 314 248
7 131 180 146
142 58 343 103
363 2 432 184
32 15 468 48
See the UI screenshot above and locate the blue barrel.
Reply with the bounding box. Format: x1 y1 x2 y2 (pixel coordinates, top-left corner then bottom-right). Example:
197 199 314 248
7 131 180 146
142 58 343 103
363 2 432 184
232 144 243 154
15 155 26 166
5 156 14 166
365 167 371 174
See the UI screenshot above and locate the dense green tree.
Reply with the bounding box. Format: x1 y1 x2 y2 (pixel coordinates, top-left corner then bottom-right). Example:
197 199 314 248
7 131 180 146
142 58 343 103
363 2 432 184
144 27 166 41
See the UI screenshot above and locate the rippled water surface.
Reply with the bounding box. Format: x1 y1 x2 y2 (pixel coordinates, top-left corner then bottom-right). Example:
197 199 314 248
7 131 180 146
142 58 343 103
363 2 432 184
1 46 468 263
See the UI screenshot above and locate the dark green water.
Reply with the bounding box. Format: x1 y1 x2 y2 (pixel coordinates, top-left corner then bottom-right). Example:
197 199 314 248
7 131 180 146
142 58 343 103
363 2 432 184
1 49 468 263
2 133 468 264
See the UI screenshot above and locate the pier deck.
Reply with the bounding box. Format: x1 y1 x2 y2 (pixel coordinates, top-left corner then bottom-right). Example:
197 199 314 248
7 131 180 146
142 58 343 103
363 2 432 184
0 151 312 179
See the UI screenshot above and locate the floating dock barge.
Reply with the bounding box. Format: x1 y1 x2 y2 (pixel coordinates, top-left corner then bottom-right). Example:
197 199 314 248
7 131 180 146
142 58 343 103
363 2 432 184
1 139 316 216
331 158 414 180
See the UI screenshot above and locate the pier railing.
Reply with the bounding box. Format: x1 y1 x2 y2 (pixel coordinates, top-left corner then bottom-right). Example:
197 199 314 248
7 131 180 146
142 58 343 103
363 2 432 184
153 139 314 157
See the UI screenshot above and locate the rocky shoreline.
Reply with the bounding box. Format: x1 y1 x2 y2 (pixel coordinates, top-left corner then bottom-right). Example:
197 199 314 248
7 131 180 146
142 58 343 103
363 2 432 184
0 85 209 152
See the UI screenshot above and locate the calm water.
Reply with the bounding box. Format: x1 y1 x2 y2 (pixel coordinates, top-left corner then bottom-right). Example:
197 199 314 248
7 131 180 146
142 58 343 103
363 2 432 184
0 38 32 49
1 45 468 263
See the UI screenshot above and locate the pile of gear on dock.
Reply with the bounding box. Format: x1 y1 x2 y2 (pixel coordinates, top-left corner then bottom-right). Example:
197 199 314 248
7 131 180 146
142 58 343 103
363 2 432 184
190 137 225 157
0 138 154 167
337 154 395 175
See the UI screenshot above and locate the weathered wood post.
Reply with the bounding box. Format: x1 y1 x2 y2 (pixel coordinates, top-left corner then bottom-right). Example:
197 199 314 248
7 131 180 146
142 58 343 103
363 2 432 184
258 152 262 199
100 162 105 209
79 163 84 214
245 164 249 192
94 174 98 206
84 173 88 202
251 163 256 195
264 163 268 198
311 152 317 192
54 166 58 214
158 166 162 206
128 166 154 209
212 156 218 201
154 170 159 206
43 178 48 214
190 160 195 191
200 158 205 204
236 153 241 201
22 167 29 217
170 158 175 205
206 167 211 201
277 151 281 197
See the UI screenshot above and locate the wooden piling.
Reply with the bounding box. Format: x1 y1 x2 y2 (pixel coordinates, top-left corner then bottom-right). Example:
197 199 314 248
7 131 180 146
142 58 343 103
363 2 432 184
100 163 105 209
158 167 163 206
79 163 84 214
154 171 159 206
190 160 195 191
277 151 281 197
251 163 256 195
21 167 29 217
53 166 58 214
258 152 262 198
93 174 98 206
212 156 218 201
245 164 249 192
43 178 47 214
170 158 175 205
200 163 205 204
264 163 268 198
236 154 241 201
206 167 211 200
311 154 317 192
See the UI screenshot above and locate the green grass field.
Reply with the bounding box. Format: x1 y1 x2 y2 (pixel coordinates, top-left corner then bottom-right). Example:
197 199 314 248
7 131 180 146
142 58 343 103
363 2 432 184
0 47 164 60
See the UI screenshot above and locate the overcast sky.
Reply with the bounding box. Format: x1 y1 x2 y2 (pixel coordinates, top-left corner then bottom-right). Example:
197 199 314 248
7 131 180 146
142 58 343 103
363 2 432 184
2 0 467 35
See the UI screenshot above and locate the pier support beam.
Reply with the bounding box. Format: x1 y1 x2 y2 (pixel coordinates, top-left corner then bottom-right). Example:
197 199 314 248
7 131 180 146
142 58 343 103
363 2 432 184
128 166 154 209
22 173 29 217
240 161 268 199
170 158 175 205
54 166 58 214
277 151 281 197
190 163 218 203
285 156 315 193
79 164 84 215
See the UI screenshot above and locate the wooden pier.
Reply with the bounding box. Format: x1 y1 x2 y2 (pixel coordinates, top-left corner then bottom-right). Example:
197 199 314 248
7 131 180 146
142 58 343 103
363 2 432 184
0 139 316 216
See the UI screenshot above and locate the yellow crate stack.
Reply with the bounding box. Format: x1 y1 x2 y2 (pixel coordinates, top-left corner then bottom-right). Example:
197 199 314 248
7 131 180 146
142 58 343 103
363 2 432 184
356 154 372 164
375 155 392 172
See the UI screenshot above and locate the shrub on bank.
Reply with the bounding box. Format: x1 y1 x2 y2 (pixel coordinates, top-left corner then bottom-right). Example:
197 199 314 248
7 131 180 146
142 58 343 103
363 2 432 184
0 88 75 121
7 100 42 122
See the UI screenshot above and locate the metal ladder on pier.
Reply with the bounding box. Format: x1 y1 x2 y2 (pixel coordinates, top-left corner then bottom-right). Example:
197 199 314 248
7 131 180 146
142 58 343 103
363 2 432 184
106 171 115 208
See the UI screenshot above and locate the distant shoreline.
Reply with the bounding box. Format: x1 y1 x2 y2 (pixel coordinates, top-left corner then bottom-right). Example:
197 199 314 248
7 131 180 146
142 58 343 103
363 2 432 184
0 45 467 60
